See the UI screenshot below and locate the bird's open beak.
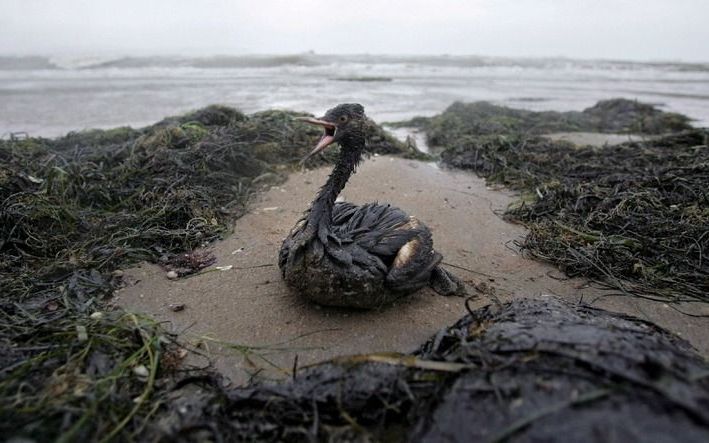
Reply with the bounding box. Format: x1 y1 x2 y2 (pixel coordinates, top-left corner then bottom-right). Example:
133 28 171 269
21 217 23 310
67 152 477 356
296 116 337 162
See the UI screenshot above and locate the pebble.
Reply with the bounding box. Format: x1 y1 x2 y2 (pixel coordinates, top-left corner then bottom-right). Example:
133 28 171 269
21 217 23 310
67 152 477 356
166 270 179 279
132 365 149 377
169 303 186 312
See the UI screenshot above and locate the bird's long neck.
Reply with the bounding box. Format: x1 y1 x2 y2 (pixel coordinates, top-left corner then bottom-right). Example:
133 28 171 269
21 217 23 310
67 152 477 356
307 134 364 240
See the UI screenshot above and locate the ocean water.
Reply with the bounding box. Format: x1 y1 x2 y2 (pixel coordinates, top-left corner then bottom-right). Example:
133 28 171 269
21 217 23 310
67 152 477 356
1 54 708 138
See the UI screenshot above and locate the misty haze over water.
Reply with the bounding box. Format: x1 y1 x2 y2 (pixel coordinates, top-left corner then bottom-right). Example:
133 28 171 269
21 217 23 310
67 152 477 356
1 54 708 137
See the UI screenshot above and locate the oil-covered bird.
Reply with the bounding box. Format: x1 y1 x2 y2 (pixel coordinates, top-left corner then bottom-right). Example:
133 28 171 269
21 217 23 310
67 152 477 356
279 103 465 308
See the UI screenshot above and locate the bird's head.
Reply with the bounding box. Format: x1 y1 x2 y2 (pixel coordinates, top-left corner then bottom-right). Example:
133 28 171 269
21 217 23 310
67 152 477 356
297 103 366 163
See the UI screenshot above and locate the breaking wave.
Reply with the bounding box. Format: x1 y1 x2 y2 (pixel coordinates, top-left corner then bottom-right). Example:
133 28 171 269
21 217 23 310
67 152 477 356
1 54 708 72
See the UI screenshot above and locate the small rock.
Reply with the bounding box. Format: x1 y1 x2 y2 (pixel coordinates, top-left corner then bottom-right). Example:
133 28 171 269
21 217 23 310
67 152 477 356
90 311 103 320
112 269 124 278
169 303 186 312
132 365 149 378
166 270 179 280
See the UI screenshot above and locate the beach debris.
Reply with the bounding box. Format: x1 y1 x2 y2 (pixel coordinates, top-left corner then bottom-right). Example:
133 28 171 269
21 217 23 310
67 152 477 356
394 99 692 152
0 104 409 440
132 365 149 378
162 250 217 278
24 173 44 184
440 128 708 303
169 303 185 312
215 265 233 271
151 298 709 442
413 99 707 303
0 100 699 441
161 347 189 372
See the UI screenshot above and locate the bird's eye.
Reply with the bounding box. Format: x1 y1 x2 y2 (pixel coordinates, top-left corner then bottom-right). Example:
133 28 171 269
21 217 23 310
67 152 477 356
338 115 348 123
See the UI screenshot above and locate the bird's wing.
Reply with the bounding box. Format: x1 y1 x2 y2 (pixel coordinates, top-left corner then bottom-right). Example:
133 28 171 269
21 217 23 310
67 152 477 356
331 202 427 262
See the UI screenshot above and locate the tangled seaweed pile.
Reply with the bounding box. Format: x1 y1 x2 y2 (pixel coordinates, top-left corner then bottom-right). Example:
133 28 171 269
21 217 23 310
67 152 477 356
441 131 709 302
0 105 407 440
148 298 709 442
396 99 693 146
414 100 708 303
2 98 704 440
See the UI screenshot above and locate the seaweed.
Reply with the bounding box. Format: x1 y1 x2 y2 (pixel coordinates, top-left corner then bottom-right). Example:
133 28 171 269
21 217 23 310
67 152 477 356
438 126 708 302
0 105 408 440
149 298 709 442
0 307 178 442
2 98 703 440
393 99 693 151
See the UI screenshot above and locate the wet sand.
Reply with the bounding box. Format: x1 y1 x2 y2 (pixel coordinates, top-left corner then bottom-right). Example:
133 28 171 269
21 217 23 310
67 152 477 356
545 132 646 146
118 154 709 385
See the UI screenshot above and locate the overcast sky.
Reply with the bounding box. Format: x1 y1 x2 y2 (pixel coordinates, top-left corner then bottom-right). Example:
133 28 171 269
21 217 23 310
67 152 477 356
2 0 708 62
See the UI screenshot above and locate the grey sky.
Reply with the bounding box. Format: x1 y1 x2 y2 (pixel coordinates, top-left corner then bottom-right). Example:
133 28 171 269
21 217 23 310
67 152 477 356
2 0 708 61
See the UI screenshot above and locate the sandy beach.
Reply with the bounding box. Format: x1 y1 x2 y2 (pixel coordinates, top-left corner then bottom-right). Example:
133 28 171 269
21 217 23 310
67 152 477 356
5 95 707 440
118 150 709 385
5 0 709 438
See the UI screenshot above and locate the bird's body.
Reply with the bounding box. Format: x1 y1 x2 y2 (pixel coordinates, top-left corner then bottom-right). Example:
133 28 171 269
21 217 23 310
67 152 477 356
279 104 464 308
